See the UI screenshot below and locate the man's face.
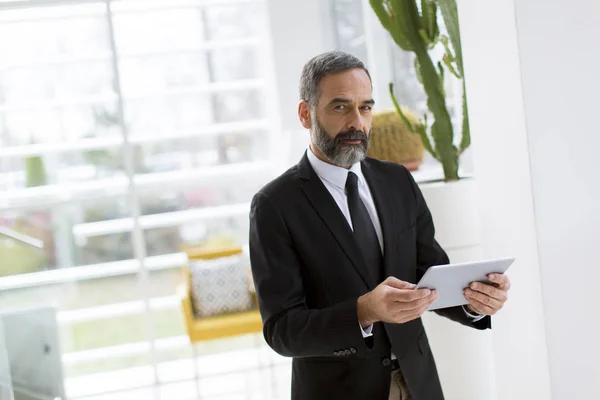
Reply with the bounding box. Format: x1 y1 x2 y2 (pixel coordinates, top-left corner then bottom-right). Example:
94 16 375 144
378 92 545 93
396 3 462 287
303 68 374 168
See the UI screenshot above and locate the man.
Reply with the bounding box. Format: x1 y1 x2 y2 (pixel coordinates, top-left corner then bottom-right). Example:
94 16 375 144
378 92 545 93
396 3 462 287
249 51 510 400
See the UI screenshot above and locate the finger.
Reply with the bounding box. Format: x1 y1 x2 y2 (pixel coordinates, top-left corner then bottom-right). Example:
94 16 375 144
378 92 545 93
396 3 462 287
464 288 503 312
466 298 496 316
398 301 432 323
488 273 511 290
392 288 431 303
467 282 508 302
383 276 416 290
400 291 438 311
393 307 423 324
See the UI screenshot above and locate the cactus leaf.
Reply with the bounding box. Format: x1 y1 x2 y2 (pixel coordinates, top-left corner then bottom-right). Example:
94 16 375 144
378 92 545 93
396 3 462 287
370 0 413 51
437 61 446 96
442 54 461 79
420 0 439 44
389 83 415 133
459 88 471 153
415 122 439 162
414 57 424 85
436 0 464 76
418 28 431 48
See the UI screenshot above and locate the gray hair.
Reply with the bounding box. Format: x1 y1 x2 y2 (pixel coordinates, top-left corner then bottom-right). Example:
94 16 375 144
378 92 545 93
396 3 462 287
299 51 372 107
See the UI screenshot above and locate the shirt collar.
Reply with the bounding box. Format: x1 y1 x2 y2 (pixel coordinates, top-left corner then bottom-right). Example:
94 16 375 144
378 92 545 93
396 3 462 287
306 146 365 190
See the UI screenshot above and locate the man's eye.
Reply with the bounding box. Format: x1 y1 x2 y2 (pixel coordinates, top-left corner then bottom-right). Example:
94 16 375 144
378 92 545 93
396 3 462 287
334 105 346 110
362 106 372 111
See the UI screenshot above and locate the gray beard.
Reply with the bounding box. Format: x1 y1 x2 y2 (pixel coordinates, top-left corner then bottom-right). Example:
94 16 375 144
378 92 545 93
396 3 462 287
311 118 370 168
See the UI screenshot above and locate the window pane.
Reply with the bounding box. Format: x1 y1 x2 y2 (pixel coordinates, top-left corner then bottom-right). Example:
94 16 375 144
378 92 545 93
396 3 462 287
0 62 114 109
3 109 61 147
0 198 133 275
1 103 122 149
0 269 183 384
65 354 152 384
163 180 264 212
132 130 267 174
125 95 212 138
0 277 152 385
208 48 260 82
134 138 201 174
114 2 204 54
75 232 134 265
119 53 210 96
0 4 109 68
390 46 427 115
332 0 366 45
0 269 179 312
144 216 249 259
332 0 368 62
204 3 264 41
0 144 125 191
212 90 265 124
112 4 206 54
138 179 263 218
138 179 263 258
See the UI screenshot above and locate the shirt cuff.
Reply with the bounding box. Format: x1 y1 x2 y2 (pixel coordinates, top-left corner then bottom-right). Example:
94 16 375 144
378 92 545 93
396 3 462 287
359 322 373 338
462 305 486 322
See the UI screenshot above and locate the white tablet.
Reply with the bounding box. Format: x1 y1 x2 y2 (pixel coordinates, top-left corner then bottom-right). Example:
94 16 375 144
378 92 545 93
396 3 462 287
415 257 515 311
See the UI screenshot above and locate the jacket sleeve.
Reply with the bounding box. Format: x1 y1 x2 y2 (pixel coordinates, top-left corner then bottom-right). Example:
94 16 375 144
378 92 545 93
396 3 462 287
249 191 373 358
403 168 491 330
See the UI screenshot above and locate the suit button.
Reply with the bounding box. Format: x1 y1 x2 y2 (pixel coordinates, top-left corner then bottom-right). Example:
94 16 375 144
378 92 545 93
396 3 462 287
344 350 351 355
381 357 392 367
350 348 357 354
333 351 340 356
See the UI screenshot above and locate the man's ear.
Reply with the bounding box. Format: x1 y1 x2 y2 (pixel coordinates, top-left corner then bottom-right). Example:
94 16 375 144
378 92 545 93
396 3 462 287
298 100 312 130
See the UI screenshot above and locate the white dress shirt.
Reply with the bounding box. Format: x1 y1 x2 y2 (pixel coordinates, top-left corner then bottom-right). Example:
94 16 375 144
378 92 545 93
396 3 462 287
306 147 484 345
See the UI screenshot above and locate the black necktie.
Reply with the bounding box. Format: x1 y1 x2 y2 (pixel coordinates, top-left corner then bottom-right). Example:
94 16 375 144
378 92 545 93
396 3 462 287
345 171 383 284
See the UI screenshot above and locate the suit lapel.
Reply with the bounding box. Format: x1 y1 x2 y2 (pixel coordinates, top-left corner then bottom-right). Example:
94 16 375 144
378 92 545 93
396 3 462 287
298 153 376 289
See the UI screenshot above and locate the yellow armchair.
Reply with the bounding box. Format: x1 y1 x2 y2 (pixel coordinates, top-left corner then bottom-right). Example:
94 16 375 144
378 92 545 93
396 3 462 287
180 246 263 343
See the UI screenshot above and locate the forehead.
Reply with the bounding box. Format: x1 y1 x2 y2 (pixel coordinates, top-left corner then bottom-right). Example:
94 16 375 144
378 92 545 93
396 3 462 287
317 68 372 105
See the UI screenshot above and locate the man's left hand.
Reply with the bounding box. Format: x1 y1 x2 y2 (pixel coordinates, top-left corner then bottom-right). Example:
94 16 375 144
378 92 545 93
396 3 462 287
464 274 511 316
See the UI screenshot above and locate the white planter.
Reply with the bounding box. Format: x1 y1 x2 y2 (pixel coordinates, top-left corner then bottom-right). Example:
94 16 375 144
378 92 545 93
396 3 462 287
420 178 497 400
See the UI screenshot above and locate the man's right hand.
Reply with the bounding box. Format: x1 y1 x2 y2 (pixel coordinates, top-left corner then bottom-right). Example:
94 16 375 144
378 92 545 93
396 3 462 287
357 276 438 327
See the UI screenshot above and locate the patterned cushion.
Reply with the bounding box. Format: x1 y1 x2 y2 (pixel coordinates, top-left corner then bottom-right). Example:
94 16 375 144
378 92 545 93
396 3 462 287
188 254 253 318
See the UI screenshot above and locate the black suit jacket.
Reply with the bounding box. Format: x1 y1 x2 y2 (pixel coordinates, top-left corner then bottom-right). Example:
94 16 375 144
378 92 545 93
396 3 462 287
249 153 491 400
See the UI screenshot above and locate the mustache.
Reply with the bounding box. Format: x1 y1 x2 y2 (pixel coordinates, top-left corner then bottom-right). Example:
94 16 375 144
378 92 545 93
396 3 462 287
335 130 368 141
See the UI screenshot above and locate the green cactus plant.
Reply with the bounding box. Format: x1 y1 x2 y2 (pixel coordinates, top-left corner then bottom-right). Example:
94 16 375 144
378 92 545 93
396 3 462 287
370 0 469 181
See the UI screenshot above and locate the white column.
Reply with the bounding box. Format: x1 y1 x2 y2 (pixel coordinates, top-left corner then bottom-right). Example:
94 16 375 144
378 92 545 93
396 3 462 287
457 1 552 399
510 0 600 398
265 0 336 169
421 179 497 400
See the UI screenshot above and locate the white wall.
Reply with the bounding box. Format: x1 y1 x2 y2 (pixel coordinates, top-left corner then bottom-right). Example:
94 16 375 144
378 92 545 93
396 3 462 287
457 1 552 399
460 0 600 398
513 0 600 398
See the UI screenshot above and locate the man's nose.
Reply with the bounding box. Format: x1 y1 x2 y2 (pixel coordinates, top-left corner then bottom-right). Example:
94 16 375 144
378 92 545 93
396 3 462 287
346 108 365 132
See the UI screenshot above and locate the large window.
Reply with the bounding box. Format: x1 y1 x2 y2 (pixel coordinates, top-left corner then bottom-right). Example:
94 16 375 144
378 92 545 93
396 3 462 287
0 1 283 398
